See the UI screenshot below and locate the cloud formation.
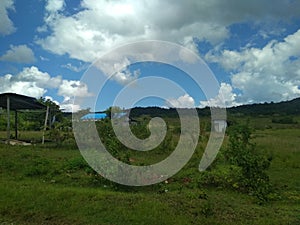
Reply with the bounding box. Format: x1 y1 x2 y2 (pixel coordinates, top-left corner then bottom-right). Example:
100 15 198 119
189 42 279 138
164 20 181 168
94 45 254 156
166 94 195 108
37 0 300 63
206 29 300 104
0 45 36 63
0 66 60 97
45 0 65 13
199 83 238 108
0 0 15 36
58 80 91 98
15 0 296 107
61 62 89 72
0 66 92 111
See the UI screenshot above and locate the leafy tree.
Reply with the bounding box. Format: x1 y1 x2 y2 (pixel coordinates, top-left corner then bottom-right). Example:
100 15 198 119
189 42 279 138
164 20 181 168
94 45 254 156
38 97 64 126
105 106 123 118
72 108 91 120
37 97 74 145
224 123 272 201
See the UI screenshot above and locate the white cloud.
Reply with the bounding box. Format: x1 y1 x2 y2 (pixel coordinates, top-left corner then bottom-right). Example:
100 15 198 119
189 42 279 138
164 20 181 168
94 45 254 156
0 66 61 97
24 0 300 108
0 73 46 98
35 0 300 87
61 62 89 72
45 95 60 106
0 66 91 112
0 45 36 63
40 56 49 61
34 0 300 88
60 97 81 112
58 80 92 98
45 0 65 13
166 94 195 108
205 29 300 103
200 83 238 108
37 0 300 64
0 0 15 36
112 69 140 85
93 56 142 85
54 79 92 111
16 66 62 89
36 25 48 33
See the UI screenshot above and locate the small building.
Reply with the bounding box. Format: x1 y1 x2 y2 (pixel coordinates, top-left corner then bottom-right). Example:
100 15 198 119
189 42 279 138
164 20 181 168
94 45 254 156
0 93 47 143
213 120 227 133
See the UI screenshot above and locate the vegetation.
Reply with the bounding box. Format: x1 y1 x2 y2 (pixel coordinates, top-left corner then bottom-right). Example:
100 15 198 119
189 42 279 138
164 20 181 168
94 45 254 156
0 98 300 224
224 123 272 202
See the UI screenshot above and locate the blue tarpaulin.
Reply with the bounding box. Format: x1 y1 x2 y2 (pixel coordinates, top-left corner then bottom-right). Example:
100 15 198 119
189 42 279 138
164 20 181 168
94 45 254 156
80 113 107 120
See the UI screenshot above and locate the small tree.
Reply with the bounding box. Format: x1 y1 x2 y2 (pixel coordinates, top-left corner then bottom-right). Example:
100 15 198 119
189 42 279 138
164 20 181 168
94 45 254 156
105 106 122 118
38 97 74 145
225 123 272 201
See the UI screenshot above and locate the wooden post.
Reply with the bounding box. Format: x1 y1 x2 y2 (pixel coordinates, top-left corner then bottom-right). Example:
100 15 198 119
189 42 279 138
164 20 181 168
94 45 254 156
15 110 18 140
42 105 49 144
6 96 10 144
48 108 51 129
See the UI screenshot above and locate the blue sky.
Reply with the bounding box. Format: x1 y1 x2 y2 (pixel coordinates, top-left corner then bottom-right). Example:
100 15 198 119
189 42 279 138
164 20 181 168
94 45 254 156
1 0 300 111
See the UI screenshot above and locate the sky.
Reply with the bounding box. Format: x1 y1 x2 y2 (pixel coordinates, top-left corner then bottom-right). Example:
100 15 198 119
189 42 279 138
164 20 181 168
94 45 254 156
1 0 300 112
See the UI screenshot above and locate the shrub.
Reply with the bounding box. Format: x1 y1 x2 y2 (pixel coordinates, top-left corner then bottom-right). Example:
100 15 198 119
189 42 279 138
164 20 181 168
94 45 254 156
224 123 272 202
271 116 297 124
47 121 74 146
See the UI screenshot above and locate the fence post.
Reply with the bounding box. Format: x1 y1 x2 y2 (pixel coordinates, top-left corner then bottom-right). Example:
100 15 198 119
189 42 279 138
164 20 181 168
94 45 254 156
42 105 49 144
6 96 10 144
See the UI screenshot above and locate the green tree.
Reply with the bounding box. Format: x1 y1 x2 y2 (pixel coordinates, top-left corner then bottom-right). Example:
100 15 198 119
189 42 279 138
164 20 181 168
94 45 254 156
37 97 74 145
224 123 272 201
105 106 122 118
72 108 91 120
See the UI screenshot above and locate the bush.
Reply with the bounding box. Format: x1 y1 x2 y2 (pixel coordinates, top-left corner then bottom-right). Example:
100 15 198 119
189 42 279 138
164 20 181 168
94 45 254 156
271 116 297 124
47 120 74 146
224 123 272 202
198 165 242 190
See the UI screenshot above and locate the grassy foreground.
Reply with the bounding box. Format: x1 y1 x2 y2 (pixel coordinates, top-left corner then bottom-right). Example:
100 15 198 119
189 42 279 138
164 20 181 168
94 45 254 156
0 127 300 224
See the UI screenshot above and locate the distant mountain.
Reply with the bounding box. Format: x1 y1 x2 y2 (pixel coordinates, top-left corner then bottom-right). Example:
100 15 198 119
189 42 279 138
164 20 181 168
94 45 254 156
128 97 300 117
228 98 300 116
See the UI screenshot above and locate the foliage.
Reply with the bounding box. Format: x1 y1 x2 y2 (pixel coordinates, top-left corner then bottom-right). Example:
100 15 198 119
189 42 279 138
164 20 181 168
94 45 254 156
47 118 74 146
122 97 300 119
271 116 297 124
0 97 65 132
198 165 243 189
96 119 130 163
0 119 300 224
228 97 300 115
37 97 75 146
105 106 123 118
224 123 273 201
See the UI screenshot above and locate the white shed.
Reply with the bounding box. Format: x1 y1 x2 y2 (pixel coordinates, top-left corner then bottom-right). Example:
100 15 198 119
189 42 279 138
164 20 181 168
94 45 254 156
213 120 227 133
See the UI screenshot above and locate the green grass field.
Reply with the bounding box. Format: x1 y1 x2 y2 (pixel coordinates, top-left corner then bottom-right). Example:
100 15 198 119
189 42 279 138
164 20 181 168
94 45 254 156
0 118 299 224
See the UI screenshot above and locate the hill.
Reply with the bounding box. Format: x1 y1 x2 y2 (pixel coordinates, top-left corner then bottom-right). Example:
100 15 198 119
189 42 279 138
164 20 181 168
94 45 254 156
128 97 300 118
228 97 300 116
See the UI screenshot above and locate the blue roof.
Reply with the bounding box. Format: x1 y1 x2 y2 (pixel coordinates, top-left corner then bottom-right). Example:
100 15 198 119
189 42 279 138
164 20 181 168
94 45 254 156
80 113 107 120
